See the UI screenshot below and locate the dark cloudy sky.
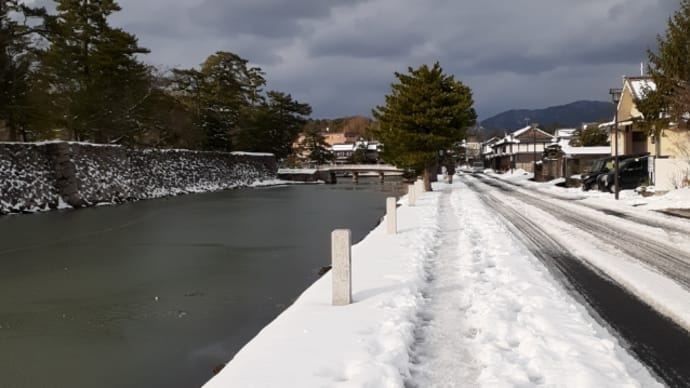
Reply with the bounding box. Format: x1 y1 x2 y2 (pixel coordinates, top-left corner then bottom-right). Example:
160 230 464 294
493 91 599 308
35 0 680 120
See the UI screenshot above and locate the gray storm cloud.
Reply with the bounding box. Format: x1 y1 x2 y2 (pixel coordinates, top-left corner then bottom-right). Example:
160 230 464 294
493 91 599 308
26 0 680 119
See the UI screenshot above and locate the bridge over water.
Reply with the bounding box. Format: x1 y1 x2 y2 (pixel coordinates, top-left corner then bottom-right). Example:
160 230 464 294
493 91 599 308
278 164 404 183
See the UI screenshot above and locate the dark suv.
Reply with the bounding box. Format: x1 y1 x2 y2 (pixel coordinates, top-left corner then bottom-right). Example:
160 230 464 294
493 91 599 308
581 157 614 191
597 155 650 192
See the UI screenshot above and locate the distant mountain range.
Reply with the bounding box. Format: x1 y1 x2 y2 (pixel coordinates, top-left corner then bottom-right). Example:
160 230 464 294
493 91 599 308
480 100 615 135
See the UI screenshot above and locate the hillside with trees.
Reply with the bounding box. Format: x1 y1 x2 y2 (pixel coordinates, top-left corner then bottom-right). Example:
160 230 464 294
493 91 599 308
303 116 377 140
480 101 615 134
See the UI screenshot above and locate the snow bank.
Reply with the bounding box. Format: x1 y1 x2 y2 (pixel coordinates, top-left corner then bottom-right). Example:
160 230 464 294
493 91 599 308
204 183 663 387
204 191 442 388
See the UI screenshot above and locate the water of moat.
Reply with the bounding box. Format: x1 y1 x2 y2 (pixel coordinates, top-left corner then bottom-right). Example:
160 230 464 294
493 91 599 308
0 178 405 388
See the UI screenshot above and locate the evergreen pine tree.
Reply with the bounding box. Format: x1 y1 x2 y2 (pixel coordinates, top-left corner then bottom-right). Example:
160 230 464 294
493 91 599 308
234 91 312 159
0 1 47 140
37 0 151 143
198 51 265 151
170 51 266 151
300 127 332 165
172 51 311 154
349 142 368 164
646 0 690 128
571 124 609 147
372 62 476 190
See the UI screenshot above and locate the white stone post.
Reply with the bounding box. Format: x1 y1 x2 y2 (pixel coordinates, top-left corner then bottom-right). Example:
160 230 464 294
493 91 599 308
331 229 352 305
408 185 416 206
386 197 397 235
415 180 424 195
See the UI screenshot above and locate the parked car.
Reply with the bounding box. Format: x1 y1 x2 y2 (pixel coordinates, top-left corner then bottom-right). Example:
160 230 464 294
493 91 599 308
581 156 614 191
597 155 650 192
457 164 471 173
581 153 649 191
471 162 484 173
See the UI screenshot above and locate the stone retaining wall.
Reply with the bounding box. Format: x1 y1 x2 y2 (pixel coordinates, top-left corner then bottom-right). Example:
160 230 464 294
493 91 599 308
0 142 277 214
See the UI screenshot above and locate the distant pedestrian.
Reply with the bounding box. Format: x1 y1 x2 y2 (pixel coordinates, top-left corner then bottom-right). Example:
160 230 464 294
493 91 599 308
446 163 456 184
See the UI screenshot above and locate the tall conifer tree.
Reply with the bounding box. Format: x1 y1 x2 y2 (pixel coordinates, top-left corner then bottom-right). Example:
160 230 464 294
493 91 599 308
646 0 690 129
171 51 267 151
373 62 476 190
299 126 332 165
37 0 151 142
234 91 312 158
0 1 47 140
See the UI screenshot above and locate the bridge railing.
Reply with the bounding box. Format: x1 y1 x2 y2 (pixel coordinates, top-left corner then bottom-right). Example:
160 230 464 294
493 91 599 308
315 164 403 173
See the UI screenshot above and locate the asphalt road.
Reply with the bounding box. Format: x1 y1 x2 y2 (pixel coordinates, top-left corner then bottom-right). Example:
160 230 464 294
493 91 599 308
461 173 690 387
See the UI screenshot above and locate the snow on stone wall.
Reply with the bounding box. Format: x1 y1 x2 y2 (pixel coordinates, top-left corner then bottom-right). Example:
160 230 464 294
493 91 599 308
126 148 275 199
0 143 61 213
0 142 277 215
70 143 133 205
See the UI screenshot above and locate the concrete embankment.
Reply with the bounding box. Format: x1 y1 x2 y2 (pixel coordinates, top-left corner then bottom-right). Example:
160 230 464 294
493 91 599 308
0 142 276 214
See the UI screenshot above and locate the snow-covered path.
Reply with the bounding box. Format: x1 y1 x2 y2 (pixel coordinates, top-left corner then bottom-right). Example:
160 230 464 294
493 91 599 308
204 178 690 388
408 181 662 387
408 187 481 386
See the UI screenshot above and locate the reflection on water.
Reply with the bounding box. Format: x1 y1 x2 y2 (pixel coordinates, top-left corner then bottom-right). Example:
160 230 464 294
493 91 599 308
0 178 404 388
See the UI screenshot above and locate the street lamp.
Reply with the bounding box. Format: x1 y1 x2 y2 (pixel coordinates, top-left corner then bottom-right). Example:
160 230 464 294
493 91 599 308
462 139 468 164
532 123 538 176
508 134 514 174
609 88 622 200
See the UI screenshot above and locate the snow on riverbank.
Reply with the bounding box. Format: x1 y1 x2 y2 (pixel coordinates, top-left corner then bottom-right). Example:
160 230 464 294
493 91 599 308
205 191 442 388
204 182 664 388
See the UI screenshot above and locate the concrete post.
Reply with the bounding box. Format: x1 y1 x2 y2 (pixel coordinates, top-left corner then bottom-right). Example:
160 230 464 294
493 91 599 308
408 185 416 206
331 229 352 305
386 197 397 234
415 180 424 195
379 172 385 183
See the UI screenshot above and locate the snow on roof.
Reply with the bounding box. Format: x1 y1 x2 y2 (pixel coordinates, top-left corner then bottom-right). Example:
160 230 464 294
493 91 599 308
511 125 532 137
481 136 500 146
491 126 556 147
627 77 656 100
231 151 275 157
0 140 121 147
563 146 611 156
493 137 520 146
331 144 355 151
553 138 610 156
511 125 554 139
554 128 577 138
277 168 317 174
